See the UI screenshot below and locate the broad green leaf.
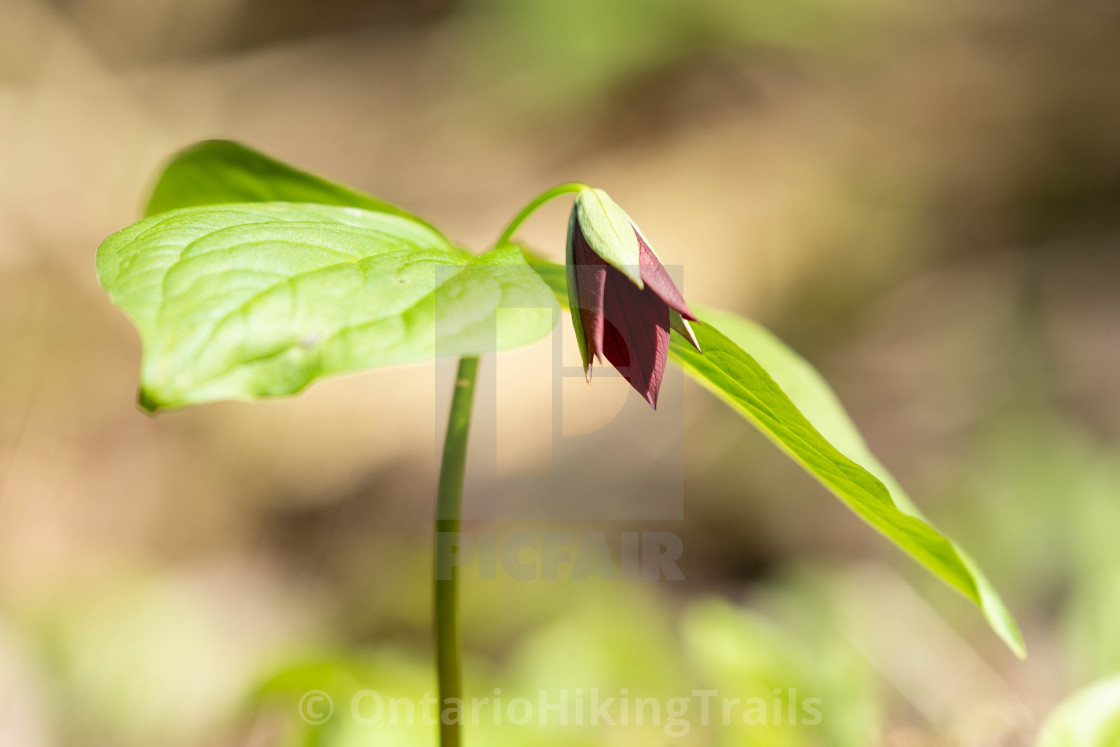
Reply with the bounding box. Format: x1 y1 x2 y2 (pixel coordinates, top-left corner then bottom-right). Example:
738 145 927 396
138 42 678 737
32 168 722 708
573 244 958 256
1038 674 1120 747
667 311 1024 657
97 203 557 411
144 140 446 239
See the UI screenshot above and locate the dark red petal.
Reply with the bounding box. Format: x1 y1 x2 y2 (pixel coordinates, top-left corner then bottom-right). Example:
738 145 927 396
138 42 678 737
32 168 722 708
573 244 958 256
571 220 608 365
635 229 696 321
601 264 672 409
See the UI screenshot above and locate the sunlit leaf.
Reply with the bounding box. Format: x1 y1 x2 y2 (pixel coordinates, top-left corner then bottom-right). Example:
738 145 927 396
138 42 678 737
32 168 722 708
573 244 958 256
145 140 438 232
97 203 556 411
513 260 1023 656
1038 674 1120 747
521 248 567 299
668 311 1025 658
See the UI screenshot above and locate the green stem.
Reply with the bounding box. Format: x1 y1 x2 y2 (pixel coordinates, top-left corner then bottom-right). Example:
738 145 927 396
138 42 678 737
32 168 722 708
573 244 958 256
434 355 480 747
431 185 584 746
493 183 588 248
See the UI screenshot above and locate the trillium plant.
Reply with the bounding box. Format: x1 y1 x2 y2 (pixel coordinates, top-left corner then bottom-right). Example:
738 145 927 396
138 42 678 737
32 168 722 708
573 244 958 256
97 141 1026 745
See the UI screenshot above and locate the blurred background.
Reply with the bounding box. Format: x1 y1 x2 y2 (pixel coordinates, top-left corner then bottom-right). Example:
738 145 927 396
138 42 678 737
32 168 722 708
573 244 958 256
2 0 1119 744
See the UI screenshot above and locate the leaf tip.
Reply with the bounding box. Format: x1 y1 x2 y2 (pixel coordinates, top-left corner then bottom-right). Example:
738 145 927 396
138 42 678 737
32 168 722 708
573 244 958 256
1007 629 1028 660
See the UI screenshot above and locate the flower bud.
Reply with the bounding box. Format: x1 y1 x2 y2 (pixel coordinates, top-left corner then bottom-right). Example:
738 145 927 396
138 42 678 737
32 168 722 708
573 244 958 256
565 188 699 409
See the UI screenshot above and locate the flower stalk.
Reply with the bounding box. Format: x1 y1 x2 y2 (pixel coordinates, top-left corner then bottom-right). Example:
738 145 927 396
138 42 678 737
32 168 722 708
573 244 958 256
493 183 588 248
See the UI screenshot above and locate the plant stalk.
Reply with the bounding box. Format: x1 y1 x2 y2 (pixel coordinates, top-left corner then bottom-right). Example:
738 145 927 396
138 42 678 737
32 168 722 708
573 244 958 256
493 183 587 248
434 355 480 747
432 184 583 746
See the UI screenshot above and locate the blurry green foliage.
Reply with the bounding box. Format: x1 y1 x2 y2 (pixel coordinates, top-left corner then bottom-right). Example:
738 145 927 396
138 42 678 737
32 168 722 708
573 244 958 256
456 0 878 111
932 413 1120 681
249 573 879 747
29 572 309 747
684 595 879 747
1038 673 1120 747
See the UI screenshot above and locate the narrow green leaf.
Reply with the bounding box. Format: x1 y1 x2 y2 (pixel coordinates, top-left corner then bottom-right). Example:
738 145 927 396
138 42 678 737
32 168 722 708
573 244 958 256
144 140 446 239
668 312 1025 657
513 257 1022 655
1039 674 1120 747
97 203 556 411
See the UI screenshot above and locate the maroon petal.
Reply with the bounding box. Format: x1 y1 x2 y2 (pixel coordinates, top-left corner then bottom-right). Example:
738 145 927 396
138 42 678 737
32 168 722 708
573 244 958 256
635 229 696 321
571 220 609 370
601 264 672 409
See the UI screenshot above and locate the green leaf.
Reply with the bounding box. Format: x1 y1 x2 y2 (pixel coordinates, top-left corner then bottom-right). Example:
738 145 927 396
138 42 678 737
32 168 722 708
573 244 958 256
144 140 446 239
1039 674 1120 747
512 257 1022 655
520 247 568 299
97 203 557 411
668 310 1024 657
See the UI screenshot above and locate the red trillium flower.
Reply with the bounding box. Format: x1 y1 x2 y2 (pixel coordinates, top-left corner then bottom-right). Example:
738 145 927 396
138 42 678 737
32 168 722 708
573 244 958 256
566 188 700 409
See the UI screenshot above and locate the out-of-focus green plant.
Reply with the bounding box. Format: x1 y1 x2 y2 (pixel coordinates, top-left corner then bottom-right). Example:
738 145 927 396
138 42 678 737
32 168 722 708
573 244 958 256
454 0 879 112
930 413 1120 682
249 576 881 747
1038 673 1120 747
684 596 879 747
28 571 312 747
